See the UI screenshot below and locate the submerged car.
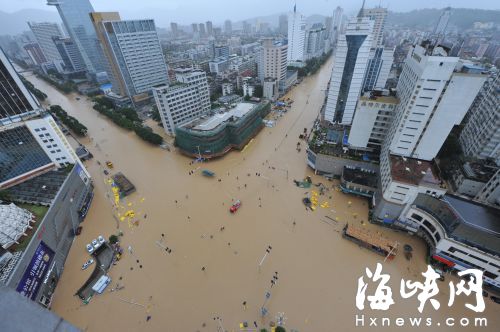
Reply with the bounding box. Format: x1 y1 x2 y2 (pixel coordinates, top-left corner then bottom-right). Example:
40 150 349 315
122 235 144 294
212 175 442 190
97 235 105 244
82 259 94 270
230 200 241 213
86 244 94 253
92 239 99 249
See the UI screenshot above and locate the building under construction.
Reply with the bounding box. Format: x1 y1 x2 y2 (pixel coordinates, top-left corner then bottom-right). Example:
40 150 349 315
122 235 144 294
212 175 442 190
175 101 270 159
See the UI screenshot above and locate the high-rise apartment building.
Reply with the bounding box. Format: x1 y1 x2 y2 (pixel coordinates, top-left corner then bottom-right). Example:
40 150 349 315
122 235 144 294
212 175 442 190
27 22 63 63
460 73 500 165
331 6 344 44
258 38 288 88
279 15 288 35
91 13 169 101
206 21 213 36
287 6 306 63
198 23 206 37
53 37 86 72
224 20 232 34
170 22 179 37
324 16 373 124
359 6 393 92
359 7 386 48
47 0 108 77
383 44 486 161
362 46 393 91
0 47 79 188
191 23 198 34
305 26 326 60
23 43 47 66
433 7 452 37
153 69 210 135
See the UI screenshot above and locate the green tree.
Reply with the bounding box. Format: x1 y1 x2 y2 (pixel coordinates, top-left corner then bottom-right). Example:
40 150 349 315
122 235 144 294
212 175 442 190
275 327 286 332
109 234 119 244
254 85 263 98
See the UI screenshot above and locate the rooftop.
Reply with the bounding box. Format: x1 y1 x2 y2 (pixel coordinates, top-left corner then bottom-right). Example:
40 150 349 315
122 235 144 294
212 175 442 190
359 94 399 104
413 193 500 256
390 155 442 187
186 103 256 131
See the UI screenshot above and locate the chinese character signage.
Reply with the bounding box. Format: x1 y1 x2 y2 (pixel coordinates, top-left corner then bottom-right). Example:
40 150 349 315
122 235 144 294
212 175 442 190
16 241 55 300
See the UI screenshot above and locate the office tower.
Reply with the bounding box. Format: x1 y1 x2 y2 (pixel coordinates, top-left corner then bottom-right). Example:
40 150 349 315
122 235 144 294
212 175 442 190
348 91 398 150
362 47 393 91
0 48 41 125
434 7 452 37
359 6 393 92
224 20 232 34
53 37 86 72
191 23 198 33
206 21 213 36
359 6 387 48
170 22 179 37
27 22 63 62
383 44 486 161
460 73 500 165
279 15 288 35
47 0 108 77
331 6 344 44
0 47 79 188
324 16 373 124
153 69 210 135
258 38 287 87
287 5 306 63
198 23 206 37
23 43 47 65
91 13 169 101
305 26 326 60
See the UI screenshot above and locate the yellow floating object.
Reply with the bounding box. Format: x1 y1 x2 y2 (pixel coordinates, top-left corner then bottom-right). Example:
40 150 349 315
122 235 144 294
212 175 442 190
120 217 125 221
140 198 145 202
127 202 132 207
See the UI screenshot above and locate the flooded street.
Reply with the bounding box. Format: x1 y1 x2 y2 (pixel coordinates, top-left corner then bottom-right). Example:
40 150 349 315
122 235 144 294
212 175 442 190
24 59 499 331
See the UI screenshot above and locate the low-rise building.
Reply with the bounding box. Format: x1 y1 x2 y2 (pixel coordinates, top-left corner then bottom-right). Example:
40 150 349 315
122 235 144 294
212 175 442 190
209 57 230 74
451 161 499 197
396 194 500 290
374 154 447 222
340 166 378 198
222 82 233 96
263 78 278 101
175 102 270 159
475 168 500 207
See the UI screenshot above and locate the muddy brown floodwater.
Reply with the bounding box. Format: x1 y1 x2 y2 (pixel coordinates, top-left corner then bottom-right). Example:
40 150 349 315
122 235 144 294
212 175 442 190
24 58 499 332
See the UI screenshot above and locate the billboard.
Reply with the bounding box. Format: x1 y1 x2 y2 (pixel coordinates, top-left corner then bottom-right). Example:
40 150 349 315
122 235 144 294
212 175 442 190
16 241 55 300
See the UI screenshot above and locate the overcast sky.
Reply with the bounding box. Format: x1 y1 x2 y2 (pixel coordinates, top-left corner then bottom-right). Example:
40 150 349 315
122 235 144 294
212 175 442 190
2 0 499 25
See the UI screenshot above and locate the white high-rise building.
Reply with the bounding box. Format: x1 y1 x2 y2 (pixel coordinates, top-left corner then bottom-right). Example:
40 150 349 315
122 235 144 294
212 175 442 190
459 73 500 165
91 13 169 100
305 26 326 60
359 6 393 92
331 6 344 45
258 38 288 87
383 44 486 161
153 69 210 135
359 6 387 48
434 7 452 36
287 5 306 64
324 16 373 124
27 22 64 63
